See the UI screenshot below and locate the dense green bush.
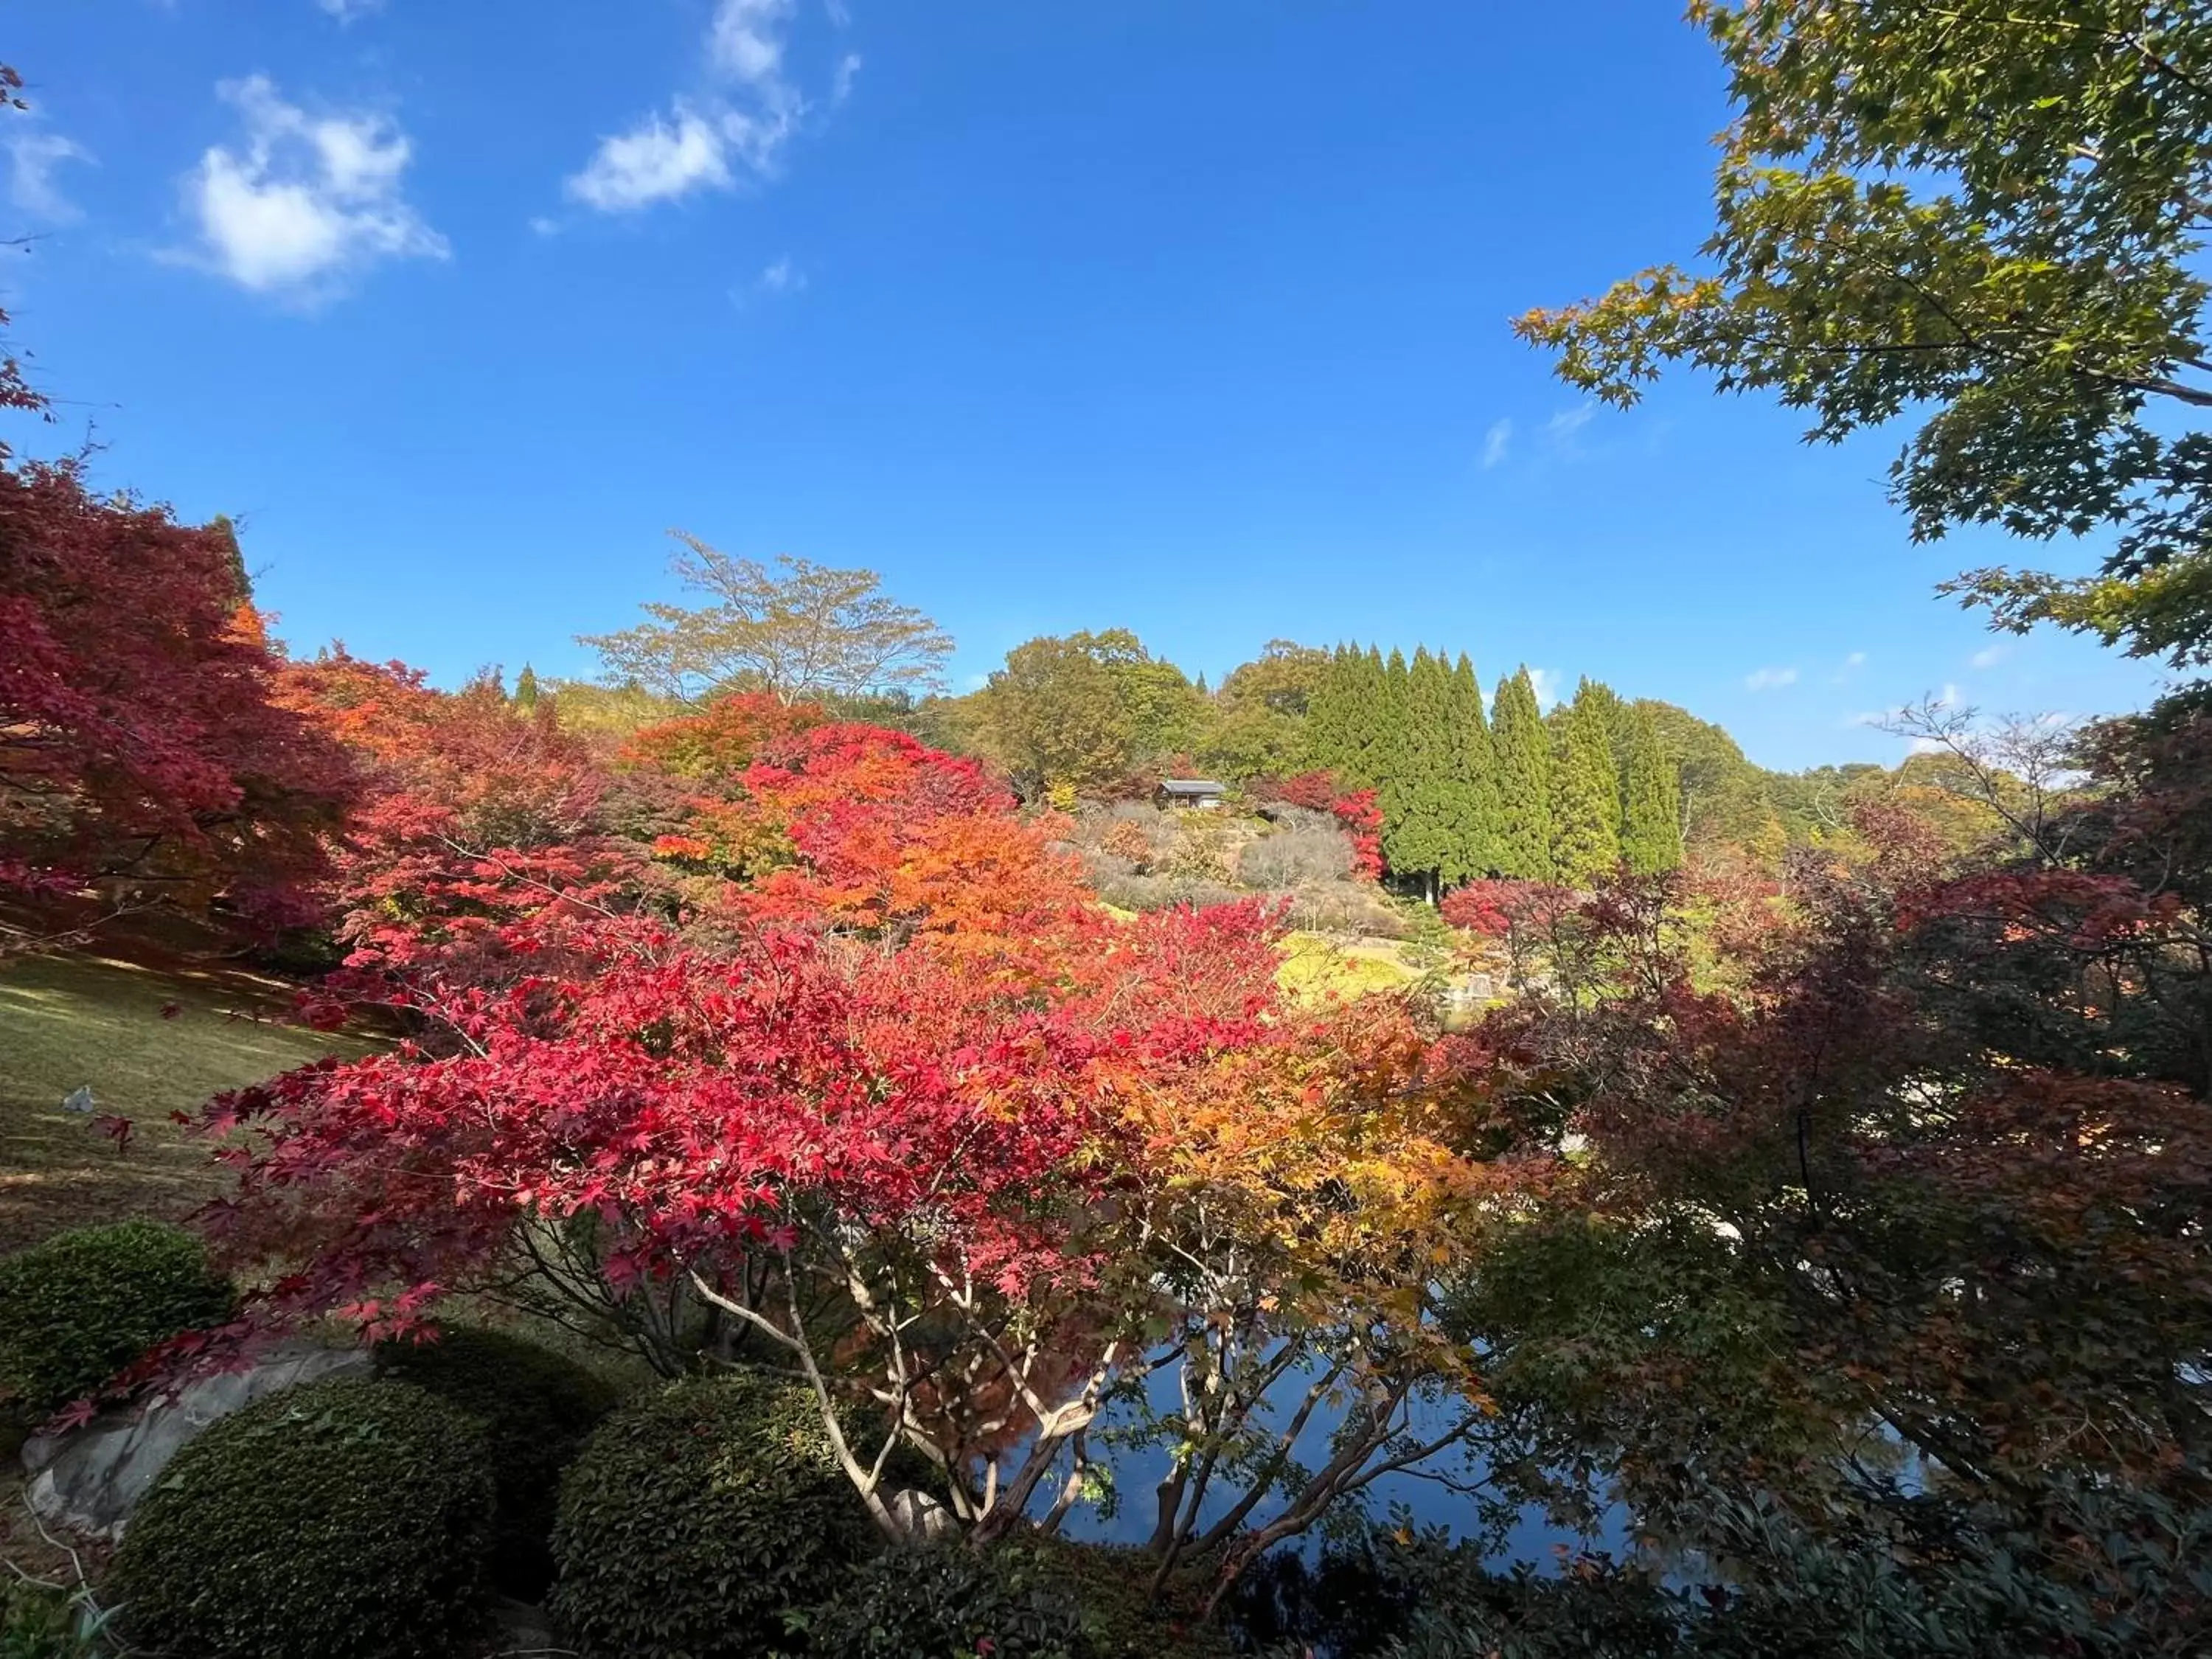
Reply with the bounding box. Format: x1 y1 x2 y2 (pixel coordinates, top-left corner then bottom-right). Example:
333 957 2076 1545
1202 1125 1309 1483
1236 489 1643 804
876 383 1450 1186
0 1581 108 1659
376 1323 623 1597
550 1373 883 1658
799 1545 1089 1658
0 1220 234 1415
109 1377 495 1659
1022 1539 1235 1659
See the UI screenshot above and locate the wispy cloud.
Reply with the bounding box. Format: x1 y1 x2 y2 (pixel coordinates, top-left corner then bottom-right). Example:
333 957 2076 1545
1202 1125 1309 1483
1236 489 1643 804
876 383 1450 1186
5 129 92 221
178 76 446 300
1527 667 1561 709
316 0 385 21
1480 418 1512 470
1843 650 1867 668
1745 665 1798 692
1829 649 1868 684
567 105 733 212
1969 644 2005 669
832 52 863 105
566 0 836 215
1938 681 1964 708
732 254 807 307
1545 403 1594 442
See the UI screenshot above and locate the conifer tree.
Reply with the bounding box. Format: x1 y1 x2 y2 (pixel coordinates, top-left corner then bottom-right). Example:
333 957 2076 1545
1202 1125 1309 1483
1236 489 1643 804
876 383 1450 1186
1373 649 1413 874
1617 703 1683 874
1384 649 1456 898
1303 646 1360 781
1570 677 1632 793
1490 668 1553 879
514 664 541 712
1551 686 1622 887
1443 654 1500 882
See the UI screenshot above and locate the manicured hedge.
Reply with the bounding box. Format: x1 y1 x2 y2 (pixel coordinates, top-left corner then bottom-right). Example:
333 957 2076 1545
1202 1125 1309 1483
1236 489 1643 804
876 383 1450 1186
376 1324 623 1597
0 1220 234 1415
550 1373 881 1658
110 1377 496 1659
801 1544 1088 1659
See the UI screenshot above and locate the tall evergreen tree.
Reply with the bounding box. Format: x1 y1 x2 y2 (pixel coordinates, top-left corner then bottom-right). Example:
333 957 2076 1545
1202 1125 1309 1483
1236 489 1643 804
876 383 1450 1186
513 664 541 712
1490 668 1553 879
1303 645 1361 781
1551 686 1623 887
1383 649 1456 899
1570 677 1633 796
207 513 251 603
1618 703 1683 875
1442 654 1500 883
1373 649 1414 874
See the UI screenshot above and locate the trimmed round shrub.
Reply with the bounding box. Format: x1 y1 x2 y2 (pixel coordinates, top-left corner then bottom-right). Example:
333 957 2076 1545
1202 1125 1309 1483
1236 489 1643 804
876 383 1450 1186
109 1377 495 1659
376 1324 623 1598
551 1373 882 1658
0 1220 234 1414
801 1545 1089 1658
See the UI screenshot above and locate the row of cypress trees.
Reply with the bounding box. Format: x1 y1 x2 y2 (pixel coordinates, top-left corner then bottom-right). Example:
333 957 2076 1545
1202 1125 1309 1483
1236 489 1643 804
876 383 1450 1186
1304 645 1680 894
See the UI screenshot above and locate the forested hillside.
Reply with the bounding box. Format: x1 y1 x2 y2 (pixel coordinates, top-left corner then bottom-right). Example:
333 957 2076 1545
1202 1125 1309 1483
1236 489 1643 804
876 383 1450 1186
550 575 1963 903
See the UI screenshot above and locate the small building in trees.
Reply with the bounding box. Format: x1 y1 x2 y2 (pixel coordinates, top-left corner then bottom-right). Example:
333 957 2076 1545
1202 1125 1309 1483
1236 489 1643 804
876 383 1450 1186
1158 779 1228 811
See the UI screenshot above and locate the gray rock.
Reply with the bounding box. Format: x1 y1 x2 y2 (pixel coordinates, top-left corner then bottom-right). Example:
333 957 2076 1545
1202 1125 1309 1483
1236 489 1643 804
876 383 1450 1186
489 1596 558 1649
888 1485 960 1543
22 1342 371 1540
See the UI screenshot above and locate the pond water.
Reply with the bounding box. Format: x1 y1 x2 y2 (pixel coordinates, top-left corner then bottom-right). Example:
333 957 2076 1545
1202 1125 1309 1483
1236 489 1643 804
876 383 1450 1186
1043 1360 1629 1568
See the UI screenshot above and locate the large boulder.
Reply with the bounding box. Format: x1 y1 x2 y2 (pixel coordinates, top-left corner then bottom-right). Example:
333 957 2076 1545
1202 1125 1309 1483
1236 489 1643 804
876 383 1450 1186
21 1341 369 1539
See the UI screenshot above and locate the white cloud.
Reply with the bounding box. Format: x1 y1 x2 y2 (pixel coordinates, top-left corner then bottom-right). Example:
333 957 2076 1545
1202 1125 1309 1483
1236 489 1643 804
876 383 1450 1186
1527 667 1561 709
1745 665 1798 691
1937 681 1964 708
1970 644 2004 669
566 0 824 215
708 0 793 85
832 52 863 105
733 254 807 307
316 0 384 21
1843 650 1867 668
1545 403 1594 442
5 130 92 221
528 213 559 237
1480 418 1512 470
566 105 732 211
180 76 446 298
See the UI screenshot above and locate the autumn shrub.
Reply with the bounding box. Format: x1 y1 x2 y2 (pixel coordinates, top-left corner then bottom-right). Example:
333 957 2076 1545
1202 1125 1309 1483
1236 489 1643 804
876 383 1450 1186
110 1377 495 1659
1165 813 1239 882
799 1545 1090 1659
0 1221 234 1415
375 1324 624 1599
1099 815 1157 872
1284 884 1410 938
550 1374 882 1658
1094 872 1245 913
1237 825 1354 889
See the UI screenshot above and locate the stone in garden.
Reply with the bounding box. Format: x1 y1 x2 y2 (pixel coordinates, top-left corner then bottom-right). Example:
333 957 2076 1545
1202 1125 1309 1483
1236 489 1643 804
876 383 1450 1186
21 1342 372 1540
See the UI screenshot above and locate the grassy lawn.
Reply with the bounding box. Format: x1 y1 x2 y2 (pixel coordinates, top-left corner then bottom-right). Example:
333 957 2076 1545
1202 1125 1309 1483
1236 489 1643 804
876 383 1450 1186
1276 931 1425 1000
0 951 375 1256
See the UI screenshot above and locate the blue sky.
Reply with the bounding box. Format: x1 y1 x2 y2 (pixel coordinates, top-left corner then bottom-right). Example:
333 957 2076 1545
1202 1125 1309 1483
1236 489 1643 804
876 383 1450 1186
3 1 2174 768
